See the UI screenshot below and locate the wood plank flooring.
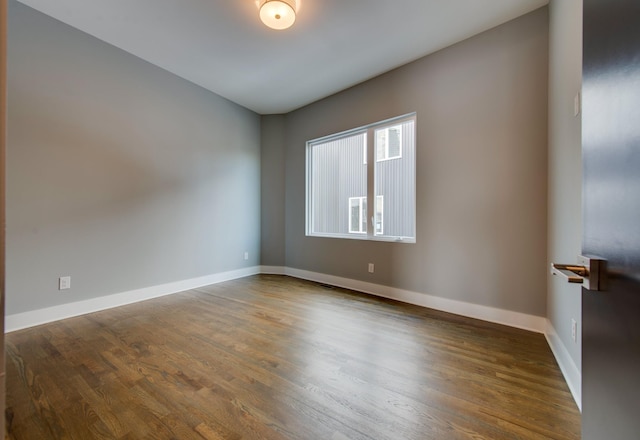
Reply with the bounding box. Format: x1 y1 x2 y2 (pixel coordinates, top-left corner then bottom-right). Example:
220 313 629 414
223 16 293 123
5 274 580 439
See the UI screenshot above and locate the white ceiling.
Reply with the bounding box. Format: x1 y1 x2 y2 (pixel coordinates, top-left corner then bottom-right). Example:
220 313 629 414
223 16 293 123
16 0 548 114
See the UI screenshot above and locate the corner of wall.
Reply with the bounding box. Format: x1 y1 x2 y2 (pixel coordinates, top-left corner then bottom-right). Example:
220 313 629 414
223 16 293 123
260 114 287 266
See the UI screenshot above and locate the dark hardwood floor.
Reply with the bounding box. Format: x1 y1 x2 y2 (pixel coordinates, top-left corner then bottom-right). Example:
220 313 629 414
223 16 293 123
5 274 580 439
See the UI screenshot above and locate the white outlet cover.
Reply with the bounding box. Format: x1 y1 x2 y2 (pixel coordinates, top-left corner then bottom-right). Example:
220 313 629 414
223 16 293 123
59 276 71 290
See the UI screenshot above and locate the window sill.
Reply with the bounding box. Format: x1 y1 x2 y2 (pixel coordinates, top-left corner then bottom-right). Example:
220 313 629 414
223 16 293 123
306 233 415 244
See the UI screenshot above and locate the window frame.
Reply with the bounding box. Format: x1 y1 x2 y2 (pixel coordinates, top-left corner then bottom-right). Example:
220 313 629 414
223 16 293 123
375 124 403 162
306 112 416 243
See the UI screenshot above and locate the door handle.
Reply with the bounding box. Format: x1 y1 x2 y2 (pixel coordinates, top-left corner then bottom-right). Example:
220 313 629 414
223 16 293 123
551 255 607 291
551 264 588 283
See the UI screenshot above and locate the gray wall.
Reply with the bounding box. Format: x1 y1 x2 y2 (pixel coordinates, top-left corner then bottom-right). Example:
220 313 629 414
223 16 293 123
548 0 583 369
260 115 286 266
6 1 261 315
272 8 550 316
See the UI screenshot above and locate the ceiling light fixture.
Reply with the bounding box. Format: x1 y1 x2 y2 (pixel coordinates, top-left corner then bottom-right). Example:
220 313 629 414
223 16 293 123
259 0 296 30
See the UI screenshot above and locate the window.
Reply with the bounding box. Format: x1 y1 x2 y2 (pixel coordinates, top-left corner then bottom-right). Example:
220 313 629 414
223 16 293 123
349 195 383 234
349 197 367 233
306 113 416 242
374 195 384 234
376 125 402 161
363 125 402 164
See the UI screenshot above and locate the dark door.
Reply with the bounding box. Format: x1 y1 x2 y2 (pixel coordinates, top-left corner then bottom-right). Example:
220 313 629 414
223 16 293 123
582 0 640 438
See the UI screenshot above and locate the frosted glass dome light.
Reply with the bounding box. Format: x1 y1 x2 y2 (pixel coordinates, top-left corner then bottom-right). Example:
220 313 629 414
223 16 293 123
260 0 296 30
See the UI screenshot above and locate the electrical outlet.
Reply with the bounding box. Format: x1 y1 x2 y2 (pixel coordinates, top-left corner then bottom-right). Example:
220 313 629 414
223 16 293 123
571 318 577 343
59 276 71 290
368 263 374 273
244 251 249 260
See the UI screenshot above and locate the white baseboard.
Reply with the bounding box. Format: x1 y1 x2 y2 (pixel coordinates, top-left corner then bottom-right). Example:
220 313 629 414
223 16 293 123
283 267 546 333
6 264 578 411
5 266 261 333
6 265 546 334
544 320 582 411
